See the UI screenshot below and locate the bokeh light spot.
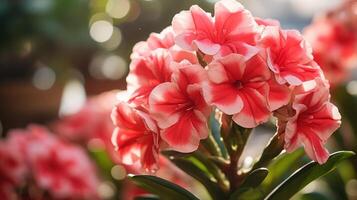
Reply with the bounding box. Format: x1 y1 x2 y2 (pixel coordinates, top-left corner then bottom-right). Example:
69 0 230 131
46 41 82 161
90 20 113 43
59 80 86 117
111 165 127 180
106 0 130 19
32 66 56 90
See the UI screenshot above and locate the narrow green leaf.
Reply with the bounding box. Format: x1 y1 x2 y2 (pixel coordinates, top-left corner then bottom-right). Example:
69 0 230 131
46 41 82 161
168 157 227 200
260 148 305 193
241 168 269 188
129 175 199 200
265 151 355 200
229 168 268 200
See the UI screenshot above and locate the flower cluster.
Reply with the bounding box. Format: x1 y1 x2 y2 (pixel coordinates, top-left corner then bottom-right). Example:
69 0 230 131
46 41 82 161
111 0 341 172
304 0 357 86
0 125 100 199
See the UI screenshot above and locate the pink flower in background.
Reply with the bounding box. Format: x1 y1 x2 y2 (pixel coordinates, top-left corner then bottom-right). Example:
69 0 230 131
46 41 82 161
304 15 357 86
6 125 100 199
203 54 290 128
53 90 121 163
0 140 27 200
284 79 341 164
111 102 160 172
172 0 259 59
259 26 321 85
149 61 210 153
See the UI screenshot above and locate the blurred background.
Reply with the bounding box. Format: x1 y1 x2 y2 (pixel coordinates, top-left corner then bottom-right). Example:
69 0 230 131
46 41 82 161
0 0 344 134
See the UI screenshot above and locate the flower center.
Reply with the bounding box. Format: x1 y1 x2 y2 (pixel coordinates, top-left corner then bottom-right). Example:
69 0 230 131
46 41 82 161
234 80 243 89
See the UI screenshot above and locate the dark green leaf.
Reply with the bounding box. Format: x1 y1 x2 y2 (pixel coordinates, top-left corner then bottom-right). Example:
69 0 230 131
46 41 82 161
260 148 305 194
241 168 269 188
265 151 355 200
229 187 264 200
129 175 199 200
229 168 268 200
167 157 227 200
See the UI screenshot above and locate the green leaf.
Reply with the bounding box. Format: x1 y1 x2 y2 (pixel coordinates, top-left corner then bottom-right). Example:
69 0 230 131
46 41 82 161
129 175 199 200
265 151 355 200
260 148 305 193
165 155 227 200
241 168 269 188
229 168 268 200
229 187 264 200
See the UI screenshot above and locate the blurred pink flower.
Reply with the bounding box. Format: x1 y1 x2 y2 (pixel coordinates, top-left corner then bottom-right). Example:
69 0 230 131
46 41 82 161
6 125 100 199
0 140 27 200
53 90 121 163
304 15 357 86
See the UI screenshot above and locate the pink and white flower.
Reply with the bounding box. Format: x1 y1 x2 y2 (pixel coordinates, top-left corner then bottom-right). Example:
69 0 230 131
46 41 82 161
111 102 160 172
284 79 341 164
259 26 321 85
127 49 176 108
203 53 290 128
131 26 197 64
7 125 100 199
149 61 210 153
172 0 259 59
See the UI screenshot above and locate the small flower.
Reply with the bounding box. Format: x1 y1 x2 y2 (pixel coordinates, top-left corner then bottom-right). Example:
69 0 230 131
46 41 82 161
111 102 160 172
172 0 259 59
203 53 289 128
284 79 341 164
149 61 210 153
259 26 321 85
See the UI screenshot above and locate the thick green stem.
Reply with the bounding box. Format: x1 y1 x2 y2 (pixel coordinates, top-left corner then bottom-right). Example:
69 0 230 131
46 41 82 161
219 114 252 195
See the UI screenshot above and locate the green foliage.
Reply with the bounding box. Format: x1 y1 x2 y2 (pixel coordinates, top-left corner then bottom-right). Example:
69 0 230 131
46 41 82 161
129 175 199 200
265 151 355 200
